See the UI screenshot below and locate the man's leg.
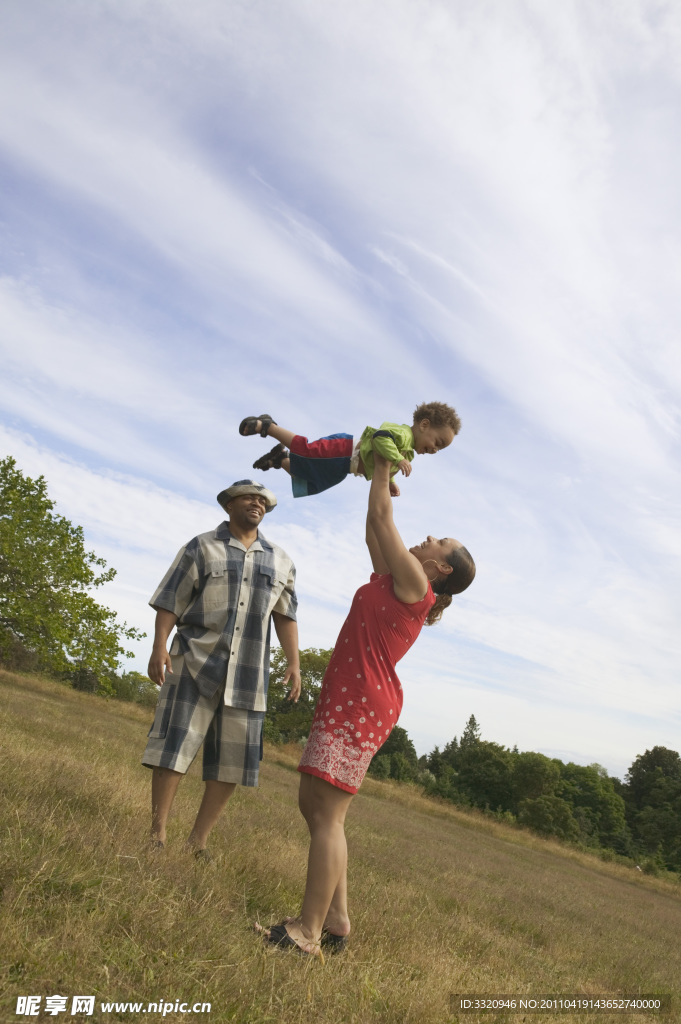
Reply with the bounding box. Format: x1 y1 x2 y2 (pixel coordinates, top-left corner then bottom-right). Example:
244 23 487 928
191 705 262 854
186 780 236 851
143 657 224 848
151 766 183 844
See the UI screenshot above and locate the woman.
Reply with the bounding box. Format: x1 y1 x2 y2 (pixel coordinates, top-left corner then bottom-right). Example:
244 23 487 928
257 453 475 955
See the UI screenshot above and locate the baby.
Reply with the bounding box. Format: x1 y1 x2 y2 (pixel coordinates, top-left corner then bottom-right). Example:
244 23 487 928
239 402 461 497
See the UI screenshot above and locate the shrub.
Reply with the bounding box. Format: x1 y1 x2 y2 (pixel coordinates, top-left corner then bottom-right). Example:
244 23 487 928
370 756 391 780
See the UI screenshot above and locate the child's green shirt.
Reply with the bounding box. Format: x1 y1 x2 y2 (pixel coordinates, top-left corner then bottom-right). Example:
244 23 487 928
359 422 415 479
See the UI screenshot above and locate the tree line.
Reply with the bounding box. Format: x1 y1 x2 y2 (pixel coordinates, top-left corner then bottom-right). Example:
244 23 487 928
266 649 681 876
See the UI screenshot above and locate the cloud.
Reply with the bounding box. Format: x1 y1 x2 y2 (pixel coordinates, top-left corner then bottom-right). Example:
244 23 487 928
0 54 400 365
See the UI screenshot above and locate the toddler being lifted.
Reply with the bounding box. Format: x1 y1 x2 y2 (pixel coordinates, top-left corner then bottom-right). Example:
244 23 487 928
238 402 461 498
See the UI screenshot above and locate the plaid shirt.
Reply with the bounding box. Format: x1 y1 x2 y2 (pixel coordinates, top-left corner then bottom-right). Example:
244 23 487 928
150 522 297 711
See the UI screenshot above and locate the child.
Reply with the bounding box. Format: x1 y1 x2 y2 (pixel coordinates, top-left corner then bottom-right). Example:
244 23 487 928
238 402 461 498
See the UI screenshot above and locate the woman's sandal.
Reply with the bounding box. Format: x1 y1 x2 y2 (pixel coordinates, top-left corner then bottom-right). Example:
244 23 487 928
252 442 288 471
262 922 320 957
277 916 347 955
321 928 349 954
239 414 276 438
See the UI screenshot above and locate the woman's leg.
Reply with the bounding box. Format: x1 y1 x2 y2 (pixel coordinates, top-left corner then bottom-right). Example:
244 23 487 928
323 842 350 937
285 773 353 947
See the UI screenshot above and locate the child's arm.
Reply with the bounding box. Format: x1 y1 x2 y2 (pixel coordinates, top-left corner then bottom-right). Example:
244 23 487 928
359 423 415 495
372 426 412 468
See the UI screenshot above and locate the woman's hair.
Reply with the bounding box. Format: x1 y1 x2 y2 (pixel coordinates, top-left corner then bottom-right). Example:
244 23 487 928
413 401 461 435
426 544 476 626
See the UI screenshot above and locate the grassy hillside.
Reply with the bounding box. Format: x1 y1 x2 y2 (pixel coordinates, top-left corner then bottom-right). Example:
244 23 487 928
1 669 679 1023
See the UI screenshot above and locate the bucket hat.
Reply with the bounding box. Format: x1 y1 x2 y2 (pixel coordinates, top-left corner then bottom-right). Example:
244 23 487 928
216 479 277 513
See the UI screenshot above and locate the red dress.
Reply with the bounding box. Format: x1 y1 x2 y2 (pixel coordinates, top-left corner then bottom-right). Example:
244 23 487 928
298 573 435 794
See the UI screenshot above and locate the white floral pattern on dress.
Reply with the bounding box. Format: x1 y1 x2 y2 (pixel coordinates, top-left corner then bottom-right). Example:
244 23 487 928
299 718 379 792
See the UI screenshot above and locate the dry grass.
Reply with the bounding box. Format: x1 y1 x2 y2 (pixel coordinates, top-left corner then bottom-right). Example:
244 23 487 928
1 668 679 1023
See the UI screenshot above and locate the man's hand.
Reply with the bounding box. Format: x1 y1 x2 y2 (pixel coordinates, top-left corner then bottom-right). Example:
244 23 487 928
397 459 412 477
149 609 178 686
272 613 301 701
148 646 173 686
282 665 302 702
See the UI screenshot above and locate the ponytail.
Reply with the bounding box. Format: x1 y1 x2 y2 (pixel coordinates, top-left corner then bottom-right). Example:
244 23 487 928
426 592 452 626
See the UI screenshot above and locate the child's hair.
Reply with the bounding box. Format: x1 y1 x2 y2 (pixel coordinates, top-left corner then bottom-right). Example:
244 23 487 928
413 401 461 435
426 544 476 626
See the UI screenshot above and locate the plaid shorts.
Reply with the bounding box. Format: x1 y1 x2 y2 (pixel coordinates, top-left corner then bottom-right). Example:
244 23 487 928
141 656 265 786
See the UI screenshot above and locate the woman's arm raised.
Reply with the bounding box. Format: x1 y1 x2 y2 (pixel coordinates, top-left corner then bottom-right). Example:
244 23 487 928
366 454 429 604
365 515 390 575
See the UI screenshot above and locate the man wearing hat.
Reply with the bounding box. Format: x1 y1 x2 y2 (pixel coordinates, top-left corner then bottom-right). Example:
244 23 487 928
142 479 300 857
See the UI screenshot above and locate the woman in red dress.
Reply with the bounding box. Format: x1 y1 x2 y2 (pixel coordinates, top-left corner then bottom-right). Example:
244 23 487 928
257 453 475 955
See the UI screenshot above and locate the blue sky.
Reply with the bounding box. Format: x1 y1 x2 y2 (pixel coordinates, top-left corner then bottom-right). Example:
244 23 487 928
1 0 680 778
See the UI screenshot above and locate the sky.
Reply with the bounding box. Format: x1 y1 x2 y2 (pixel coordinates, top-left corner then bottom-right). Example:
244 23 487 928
1 0 680 779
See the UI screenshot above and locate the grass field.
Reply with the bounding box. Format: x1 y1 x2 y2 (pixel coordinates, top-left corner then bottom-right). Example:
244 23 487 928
1 668 679 1023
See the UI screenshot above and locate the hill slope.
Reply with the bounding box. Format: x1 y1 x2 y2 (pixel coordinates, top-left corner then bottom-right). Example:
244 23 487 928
1 669 679 1023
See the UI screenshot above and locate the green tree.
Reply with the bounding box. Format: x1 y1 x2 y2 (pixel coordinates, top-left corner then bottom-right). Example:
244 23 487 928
368 724 419 781
624 747 681 870
389 751 415 782
110 669 159 707
264 647 333 743
424 736 458 777
456 740 514 810
625 747 681 807
558 763 627 849
517 794 580 842
0 457 143 683
460 714 481 748
370 755 391 780
511 751 561 809
425 762 463 802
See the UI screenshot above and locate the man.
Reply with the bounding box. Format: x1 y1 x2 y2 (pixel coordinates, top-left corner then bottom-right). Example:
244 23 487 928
142 479 300 858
